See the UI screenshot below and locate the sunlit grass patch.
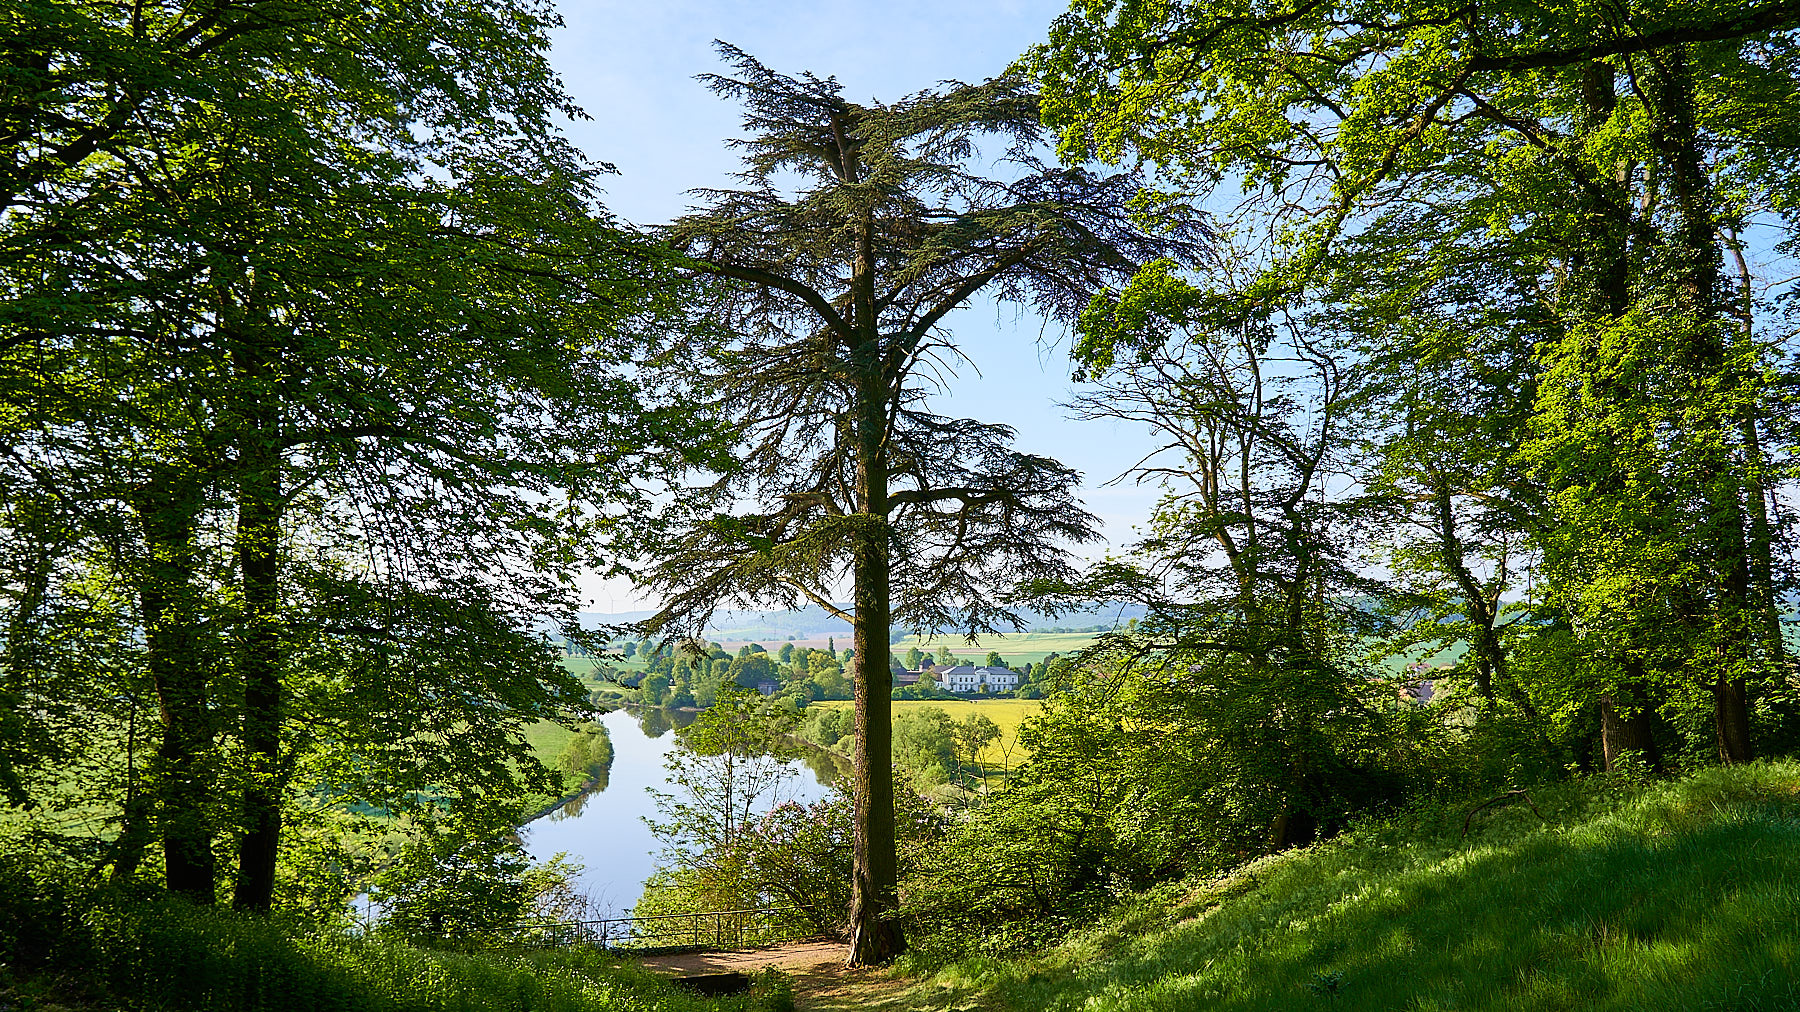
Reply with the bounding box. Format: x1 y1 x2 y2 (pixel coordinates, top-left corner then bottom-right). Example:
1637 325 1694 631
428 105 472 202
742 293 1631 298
910 763 1800 1011
898 631 1103 666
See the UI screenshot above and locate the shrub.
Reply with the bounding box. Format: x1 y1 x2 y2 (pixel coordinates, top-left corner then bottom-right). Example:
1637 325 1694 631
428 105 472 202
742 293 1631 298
0 857 794 1011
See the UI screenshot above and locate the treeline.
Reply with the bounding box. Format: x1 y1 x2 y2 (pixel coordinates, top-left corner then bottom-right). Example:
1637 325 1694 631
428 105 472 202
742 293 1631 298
595 640 1074 706
602 640 850 705
893 0 1800 956
0 0 683 936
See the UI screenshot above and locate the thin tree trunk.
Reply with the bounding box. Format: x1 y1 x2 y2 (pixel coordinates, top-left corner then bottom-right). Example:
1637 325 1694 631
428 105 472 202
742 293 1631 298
1432 478 1496 704
0 507 54 808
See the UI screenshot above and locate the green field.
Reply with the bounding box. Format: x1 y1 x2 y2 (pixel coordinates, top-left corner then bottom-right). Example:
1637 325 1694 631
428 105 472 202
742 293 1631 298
896 630 1102 667
522 720 584 772
812 698 1047 766
558 654 649 678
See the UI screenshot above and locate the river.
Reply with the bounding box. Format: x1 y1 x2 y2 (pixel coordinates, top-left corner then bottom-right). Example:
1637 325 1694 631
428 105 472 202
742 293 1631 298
522 705 844 917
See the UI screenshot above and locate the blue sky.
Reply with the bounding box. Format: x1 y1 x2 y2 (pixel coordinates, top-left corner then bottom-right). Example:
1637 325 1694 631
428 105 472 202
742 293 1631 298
547 1 1165 611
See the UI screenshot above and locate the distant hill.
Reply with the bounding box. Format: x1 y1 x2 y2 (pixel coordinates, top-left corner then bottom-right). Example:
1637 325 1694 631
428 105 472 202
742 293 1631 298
571 601 1148 640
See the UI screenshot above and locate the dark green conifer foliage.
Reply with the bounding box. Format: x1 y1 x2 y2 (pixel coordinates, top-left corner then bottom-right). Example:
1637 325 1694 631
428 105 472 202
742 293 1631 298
633 43 1205 963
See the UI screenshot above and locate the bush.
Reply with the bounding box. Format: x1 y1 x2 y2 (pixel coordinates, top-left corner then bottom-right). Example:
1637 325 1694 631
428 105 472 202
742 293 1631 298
557 722 616 783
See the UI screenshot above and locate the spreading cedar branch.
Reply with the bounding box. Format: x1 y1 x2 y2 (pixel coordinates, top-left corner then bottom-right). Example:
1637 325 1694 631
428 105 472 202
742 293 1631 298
623 42 1207 964
632 42 1209 643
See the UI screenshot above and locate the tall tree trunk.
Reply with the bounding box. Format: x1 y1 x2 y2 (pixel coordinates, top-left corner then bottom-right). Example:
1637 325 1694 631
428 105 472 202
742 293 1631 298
138 474 216 903
847 455 901 963
231 334 282 912
1726 241 1787 670
1564 60 1665 768
1713 674 1754 765
846 202 904 965
1650 44 1754 763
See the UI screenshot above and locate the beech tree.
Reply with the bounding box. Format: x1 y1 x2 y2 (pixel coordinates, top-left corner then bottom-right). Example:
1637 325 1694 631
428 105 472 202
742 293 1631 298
1027 0 1800 768
631 44 1205 962
0 0 677 911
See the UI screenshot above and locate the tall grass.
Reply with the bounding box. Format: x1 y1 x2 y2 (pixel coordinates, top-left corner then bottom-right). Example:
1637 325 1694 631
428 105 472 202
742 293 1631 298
0 874 793 1012
910 763 1800 1011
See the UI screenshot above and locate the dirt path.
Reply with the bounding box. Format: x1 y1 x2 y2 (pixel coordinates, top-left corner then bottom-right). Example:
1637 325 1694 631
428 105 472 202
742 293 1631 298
633 941 920 1010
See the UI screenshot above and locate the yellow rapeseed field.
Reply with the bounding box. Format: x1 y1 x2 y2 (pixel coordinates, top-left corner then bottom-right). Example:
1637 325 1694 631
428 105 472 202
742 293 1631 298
811 697 1047 767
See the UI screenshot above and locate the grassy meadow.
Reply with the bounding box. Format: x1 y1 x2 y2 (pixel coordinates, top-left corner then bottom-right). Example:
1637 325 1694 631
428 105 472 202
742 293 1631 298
524 720 586 771
812 698 1046 766
902 762 1800 1011
896 630 1101 667
560 653 649 679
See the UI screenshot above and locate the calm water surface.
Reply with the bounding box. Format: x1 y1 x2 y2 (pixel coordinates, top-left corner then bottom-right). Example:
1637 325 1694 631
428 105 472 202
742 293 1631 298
522 706 842 916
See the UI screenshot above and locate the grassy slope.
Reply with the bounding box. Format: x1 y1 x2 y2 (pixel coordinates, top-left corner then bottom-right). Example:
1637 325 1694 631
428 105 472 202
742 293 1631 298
811 698 1045 765
908 763 1800 1012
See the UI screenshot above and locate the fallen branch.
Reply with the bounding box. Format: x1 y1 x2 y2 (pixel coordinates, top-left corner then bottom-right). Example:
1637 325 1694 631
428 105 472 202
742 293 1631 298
1462 790 1546 839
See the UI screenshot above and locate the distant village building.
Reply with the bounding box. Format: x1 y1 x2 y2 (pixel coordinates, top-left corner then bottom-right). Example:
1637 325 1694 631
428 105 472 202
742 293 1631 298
940 664 1019 694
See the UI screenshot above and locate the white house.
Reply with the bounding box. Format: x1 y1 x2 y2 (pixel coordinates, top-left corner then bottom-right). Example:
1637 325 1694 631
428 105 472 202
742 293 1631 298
941 664 1020 693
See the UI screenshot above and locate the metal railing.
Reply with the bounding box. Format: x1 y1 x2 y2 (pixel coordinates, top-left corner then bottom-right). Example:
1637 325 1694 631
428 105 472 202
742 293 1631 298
523 905 817 951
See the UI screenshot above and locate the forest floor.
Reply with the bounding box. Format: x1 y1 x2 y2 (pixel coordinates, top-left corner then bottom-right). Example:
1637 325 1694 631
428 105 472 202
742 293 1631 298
636 941 919 1010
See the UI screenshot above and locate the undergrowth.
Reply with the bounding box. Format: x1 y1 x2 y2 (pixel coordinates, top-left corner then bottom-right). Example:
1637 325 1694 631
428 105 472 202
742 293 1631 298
0 876 794 1012
903 762 1800 1011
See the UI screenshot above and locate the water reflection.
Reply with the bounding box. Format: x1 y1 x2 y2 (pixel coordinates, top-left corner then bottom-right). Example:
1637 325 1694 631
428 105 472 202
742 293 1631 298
631 706 697 738
800 745 850 785
523 705 831 915
549 767 609 820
